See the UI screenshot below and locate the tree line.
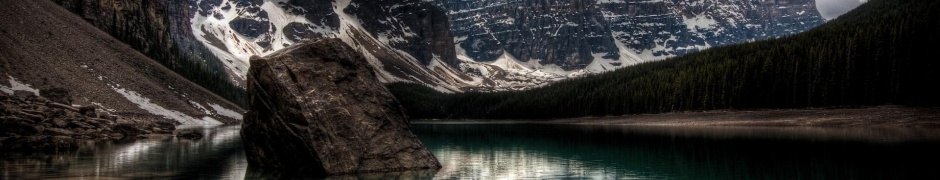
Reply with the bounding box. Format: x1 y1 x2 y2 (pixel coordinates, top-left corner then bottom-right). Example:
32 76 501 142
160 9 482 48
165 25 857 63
100 1 249 108
389 0 940 119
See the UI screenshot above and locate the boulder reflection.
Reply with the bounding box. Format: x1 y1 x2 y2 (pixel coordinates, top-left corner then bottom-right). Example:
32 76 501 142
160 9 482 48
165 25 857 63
0 125 247 179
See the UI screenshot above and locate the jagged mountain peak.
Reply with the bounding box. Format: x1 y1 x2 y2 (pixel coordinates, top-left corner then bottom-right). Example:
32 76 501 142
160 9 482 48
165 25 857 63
192 0 825 91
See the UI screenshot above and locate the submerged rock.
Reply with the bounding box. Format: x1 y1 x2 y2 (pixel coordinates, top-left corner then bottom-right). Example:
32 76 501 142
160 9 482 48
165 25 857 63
241 38 440 175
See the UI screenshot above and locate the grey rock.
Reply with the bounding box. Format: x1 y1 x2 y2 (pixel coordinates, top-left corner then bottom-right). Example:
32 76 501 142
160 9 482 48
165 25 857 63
113 123 145 137
70 121 96 129
346 0 459 67
52 118 68 127
242 38 440 175
39 88 72 105
78 106 96 117
229 17 271 39
15 111 44 122
0 117 39 136
49 103 78 112
12 91 36 97
176 129 203 140
46 128 75 136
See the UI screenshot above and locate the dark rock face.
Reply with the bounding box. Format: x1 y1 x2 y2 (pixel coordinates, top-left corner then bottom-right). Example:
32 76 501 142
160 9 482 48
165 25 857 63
39 88 71 105
0 92 173 151
241 39 440 175
435 0 825 67
229 18 272 39
597 0 825 59
436 0 622 70
191 0 459 85
280 0 339 29
347 0 460 67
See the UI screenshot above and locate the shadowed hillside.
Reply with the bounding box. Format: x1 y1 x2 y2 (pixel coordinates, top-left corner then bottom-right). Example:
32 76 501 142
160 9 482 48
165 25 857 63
0 0 243 124
390 0 940 119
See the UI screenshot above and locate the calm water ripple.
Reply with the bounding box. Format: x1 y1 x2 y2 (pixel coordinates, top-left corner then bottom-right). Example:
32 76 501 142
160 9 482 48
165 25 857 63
2 124 939 179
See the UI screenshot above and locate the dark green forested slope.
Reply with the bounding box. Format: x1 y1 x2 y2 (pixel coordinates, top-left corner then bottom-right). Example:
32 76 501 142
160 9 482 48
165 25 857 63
389 0 940 119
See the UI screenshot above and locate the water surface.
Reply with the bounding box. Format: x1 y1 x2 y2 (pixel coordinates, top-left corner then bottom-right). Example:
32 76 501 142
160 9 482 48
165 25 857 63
414 123 940 179
2 124 939 179
0 126 248 179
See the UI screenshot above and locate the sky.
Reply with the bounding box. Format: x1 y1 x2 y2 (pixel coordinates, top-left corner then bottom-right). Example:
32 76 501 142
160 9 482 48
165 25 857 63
816 0 868 20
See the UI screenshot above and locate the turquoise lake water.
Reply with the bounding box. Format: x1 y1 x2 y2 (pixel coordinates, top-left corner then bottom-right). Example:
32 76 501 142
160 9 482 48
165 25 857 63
2 123 939 179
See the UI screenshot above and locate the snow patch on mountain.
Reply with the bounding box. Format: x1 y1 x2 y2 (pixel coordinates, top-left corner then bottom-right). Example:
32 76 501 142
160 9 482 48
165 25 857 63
209 103 243 120
0 76 40 96
190 101 212 114
683 15 717 30
191 0 328 79
112 85 223 126
192 0 473 91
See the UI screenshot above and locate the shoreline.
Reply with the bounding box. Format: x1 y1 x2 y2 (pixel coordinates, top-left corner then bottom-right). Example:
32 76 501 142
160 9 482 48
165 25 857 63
413 106 940 128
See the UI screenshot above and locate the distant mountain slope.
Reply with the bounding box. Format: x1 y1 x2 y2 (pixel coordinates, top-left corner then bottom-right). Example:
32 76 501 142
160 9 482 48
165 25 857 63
434 0 824 71
52 0 247 106
0 0 243 125
390 0 940 119
191 0 484 92
598 0 825 60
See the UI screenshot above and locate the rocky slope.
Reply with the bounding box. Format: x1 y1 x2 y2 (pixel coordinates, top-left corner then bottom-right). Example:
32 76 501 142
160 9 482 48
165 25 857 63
242 39 440 175
0 0 243 126
51 0 248 107
1 92 174 151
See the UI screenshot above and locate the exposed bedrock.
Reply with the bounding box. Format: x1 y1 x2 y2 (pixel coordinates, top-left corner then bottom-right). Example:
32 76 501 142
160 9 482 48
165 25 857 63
241 38 440 176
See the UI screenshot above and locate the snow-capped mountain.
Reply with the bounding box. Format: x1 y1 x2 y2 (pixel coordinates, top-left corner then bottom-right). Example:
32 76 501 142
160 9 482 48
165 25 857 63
192 0 482 92
435 0 644 73
436 0 826 68
192 0 602 91
598 0 826 60
56 0 826 92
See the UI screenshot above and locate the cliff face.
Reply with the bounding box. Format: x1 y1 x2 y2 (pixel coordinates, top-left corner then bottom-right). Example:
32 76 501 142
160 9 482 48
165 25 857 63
436 0 626 71
192 0 458 71
435 0 825 68
242 39 440 175
346 0 459 67
190 0 470 91
598 0 826 59
52 0 220 76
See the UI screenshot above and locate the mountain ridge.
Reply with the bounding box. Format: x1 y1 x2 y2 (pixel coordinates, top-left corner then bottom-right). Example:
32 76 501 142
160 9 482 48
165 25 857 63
1 0 243 125
389 0 939 119
45 0 829 93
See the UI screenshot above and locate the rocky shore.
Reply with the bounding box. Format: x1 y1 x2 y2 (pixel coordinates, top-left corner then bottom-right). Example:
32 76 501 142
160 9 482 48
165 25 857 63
0 89 175 151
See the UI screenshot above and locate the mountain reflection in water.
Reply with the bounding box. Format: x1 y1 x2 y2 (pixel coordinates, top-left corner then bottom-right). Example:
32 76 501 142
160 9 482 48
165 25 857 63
414 123 940 179
2 124 940 179
0 126 247 179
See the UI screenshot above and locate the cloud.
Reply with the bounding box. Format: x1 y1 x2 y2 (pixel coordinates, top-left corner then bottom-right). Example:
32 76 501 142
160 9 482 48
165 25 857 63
816 0 866 20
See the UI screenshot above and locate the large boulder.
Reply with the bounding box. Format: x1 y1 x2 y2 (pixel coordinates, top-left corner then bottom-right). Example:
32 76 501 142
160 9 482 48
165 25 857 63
241 38 440 175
